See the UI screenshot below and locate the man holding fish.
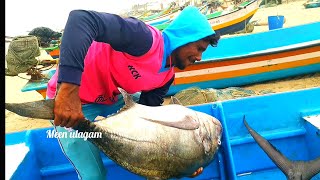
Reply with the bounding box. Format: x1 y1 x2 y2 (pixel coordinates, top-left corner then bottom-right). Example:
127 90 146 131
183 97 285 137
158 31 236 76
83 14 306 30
46 5 220 180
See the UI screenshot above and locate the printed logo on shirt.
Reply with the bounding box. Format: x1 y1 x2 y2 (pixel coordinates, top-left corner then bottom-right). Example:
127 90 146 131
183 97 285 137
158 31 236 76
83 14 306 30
95 95 116 103
128 65 141 79
95 95 107 103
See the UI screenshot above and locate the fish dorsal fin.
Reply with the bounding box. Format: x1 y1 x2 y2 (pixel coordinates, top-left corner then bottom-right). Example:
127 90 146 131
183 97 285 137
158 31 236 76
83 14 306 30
141 115 199 130
170 96 183 105
118 87 136 112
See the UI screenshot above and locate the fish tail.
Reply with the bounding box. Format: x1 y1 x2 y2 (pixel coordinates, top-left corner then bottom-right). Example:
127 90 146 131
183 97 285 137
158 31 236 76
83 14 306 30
244 116 320 179
243 117 293 176
303 157 320 179
5 99 55 120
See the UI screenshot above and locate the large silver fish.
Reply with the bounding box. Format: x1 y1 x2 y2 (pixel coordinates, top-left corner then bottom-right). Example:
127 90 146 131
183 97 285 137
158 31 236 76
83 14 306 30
5 88 222 179
243 117 320 180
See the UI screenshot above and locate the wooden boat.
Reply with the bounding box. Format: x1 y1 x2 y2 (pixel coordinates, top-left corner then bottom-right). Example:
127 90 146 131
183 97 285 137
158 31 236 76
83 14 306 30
20 69 56 98
303 0 320 8
42 45 60 59
146 10 180 26
208 0 260 35
168 21 320 95
6 87 320 179
140 4 180 26
154 0 261 35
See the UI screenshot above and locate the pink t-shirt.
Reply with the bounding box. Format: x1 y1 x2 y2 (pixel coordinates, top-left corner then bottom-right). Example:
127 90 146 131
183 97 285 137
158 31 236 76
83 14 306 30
47 25 174 105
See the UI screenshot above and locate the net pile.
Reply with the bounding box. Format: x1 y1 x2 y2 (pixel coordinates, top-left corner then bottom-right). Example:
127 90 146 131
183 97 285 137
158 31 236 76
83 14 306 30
171 87 272 106
5 35 40 76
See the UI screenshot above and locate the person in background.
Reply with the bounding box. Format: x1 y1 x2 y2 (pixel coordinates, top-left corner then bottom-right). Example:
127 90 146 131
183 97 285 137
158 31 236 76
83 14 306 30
46 5 220 179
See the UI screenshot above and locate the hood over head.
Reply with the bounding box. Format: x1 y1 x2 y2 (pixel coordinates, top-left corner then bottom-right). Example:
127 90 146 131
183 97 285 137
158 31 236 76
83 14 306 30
162 6 215 57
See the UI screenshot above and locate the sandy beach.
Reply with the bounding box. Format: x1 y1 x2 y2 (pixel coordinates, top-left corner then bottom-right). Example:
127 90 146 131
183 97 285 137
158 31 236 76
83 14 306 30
5 0 320 133
247 0 320 33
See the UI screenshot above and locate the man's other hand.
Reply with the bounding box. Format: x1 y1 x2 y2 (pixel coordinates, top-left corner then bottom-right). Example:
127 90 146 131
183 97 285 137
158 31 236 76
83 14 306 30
189 167 203 178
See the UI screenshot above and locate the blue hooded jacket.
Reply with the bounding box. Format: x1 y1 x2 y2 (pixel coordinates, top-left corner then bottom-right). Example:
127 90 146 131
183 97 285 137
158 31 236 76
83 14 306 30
160 6 216 72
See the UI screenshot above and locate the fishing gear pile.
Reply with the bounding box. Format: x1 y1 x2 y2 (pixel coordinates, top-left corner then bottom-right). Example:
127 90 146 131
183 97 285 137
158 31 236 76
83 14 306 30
5 35 41 77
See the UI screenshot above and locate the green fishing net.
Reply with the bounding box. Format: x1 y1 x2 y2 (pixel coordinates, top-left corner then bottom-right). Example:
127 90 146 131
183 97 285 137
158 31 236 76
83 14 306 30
172 86 271 106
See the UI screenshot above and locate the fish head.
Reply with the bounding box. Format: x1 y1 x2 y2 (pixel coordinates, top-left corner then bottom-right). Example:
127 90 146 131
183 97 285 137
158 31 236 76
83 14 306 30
185 111 223 172
195 111 222 156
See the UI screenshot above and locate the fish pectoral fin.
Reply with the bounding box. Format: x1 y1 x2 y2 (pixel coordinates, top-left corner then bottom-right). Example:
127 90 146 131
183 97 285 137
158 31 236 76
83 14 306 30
141 115 199 130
